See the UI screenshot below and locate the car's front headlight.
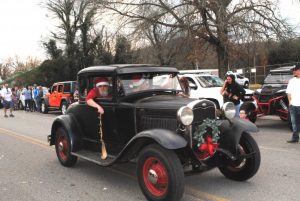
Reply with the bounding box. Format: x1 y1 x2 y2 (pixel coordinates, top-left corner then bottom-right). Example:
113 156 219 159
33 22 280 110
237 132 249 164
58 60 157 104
221 102 236 119
177 106 194 126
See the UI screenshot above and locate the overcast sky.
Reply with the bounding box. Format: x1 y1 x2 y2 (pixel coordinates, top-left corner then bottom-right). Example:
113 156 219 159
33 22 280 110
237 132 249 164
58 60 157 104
0 0 300 63
0 0 52 63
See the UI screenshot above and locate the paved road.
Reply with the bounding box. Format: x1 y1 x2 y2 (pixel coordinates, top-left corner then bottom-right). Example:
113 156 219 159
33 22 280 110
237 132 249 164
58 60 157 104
0 110 300 201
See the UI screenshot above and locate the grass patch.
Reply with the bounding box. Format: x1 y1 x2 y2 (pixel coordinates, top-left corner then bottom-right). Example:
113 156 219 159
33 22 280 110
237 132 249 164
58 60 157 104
249 84 262 90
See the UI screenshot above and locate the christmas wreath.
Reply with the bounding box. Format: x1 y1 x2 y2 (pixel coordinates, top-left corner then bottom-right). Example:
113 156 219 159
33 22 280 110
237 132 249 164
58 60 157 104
193 118 220 159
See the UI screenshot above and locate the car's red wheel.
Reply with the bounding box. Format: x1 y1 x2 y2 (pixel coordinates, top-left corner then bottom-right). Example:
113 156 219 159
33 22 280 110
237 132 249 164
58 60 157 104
55 128 77 167
143 157 169 197
137 144 184 201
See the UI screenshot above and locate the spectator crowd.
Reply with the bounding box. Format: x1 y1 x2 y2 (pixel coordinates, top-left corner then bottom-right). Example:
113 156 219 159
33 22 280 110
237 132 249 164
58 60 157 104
0 83 45 117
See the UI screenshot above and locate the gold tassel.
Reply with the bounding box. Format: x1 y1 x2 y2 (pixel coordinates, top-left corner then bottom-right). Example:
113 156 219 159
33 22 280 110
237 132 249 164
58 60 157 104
99 114 107 160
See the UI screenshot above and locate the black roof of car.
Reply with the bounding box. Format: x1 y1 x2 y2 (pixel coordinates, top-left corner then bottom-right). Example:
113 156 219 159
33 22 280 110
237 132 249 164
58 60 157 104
78 64 179 75
269 66 294 73
54 81 77 84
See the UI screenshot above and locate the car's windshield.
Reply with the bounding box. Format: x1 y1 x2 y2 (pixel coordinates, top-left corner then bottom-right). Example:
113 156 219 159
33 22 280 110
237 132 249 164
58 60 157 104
195 75 224 88
264 73 293 84
119 72 181 95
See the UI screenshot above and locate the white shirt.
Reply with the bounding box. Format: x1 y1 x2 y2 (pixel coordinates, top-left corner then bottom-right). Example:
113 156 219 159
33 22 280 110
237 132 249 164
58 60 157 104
286 77 300 106
1 87 12 102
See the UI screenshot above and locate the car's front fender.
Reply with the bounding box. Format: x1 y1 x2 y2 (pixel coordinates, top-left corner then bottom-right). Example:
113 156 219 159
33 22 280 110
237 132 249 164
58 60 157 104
114 129 187 163
132 129 187 149
217 118 258 154
50 114 83 152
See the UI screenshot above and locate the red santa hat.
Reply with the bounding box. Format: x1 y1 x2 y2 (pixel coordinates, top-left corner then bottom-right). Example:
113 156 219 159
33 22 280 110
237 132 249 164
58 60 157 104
131 74 145 87
94 77 109 87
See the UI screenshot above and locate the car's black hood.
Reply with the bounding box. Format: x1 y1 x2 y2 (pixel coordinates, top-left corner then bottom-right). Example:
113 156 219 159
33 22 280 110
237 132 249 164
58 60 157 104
135 95 195 110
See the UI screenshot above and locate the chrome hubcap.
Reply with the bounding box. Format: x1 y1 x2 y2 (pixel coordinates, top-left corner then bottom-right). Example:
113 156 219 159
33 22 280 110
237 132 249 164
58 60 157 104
58 142 64 151
62 105 66 114
148 169 158 185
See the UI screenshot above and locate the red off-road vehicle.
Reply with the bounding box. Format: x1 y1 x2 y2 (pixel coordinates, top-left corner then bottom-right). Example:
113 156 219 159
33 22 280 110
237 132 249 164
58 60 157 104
253 66 294 129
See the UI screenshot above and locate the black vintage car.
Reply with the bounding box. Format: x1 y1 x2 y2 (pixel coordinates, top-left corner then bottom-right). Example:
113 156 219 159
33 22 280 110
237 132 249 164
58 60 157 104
48 65 260 201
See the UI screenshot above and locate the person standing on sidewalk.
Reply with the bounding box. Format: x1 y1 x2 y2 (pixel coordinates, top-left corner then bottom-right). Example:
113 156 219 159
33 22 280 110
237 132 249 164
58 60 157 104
11 87 18 110
32 84 38 112
286 64 300 143
0 83 14 117
22 86 32 112
35 86 43 112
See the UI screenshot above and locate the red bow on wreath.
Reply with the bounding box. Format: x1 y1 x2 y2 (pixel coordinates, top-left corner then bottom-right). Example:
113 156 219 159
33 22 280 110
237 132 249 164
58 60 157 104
198 135 219 160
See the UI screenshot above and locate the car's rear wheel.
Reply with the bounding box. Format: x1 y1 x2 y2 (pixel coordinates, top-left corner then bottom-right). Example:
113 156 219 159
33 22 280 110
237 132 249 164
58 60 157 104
41 100 48 114
55 127 77 167
137 144 184 201
60 101 68 115
244 81 249 88
219 132 260 181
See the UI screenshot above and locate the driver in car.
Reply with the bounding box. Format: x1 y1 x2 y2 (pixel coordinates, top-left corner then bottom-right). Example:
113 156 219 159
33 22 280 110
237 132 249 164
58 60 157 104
130 74 149 92
86 77 110 114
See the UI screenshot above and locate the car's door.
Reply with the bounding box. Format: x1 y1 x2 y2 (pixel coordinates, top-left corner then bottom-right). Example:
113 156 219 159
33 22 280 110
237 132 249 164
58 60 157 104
113 75 143 145
62 82 72 102
49 84 57 107
114 102 135 144
54 84 64 107
77 74 124 154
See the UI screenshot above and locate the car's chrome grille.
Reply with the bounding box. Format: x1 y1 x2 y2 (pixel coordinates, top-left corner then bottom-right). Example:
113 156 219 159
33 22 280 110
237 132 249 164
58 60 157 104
190 100 216 133
141 116 177 131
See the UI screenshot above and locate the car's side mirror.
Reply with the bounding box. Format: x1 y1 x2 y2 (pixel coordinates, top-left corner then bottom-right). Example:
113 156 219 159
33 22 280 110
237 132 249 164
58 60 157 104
189 83 197 90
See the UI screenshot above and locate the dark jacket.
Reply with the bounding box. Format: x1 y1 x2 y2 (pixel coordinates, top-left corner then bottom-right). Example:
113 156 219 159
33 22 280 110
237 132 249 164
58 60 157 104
225 83 245 105
36 90 43 102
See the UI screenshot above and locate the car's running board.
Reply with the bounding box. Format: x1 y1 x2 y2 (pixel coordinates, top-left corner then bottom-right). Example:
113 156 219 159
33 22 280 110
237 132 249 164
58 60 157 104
71 150 116 166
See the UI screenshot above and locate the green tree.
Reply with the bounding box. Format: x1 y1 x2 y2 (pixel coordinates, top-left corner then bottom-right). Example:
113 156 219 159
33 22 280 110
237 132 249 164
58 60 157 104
268 38 300 64
114 35 133 64
43 39 63 59
0 63 11 81
101 0 292 77
77 1 100 68
45 0 99 79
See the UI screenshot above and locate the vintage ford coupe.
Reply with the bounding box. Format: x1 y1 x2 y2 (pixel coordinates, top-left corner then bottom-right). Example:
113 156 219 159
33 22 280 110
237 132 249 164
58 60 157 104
48 65 260 201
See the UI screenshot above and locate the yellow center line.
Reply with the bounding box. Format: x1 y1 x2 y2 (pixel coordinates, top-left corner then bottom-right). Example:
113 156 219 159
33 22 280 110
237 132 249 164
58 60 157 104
0 127 230 201
186 186 230 201
0 127 53 150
